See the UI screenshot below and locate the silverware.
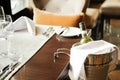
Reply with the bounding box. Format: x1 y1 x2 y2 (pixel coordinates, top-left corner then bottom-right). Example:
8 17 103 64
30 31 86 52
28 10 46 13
58 27 69 36
42 27 54 37
0 65 10 76
0 62 19 80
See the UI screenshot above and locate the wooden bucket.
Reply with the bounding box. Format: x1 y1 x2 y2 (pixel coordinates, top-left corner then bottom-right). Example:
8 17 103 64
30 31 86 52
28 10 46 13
84 48 117 80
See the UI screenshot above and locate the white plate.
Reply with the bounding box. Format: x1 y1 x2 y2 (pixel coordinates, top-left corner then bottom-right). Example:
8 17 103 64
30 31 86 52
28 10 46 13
55 27 82 37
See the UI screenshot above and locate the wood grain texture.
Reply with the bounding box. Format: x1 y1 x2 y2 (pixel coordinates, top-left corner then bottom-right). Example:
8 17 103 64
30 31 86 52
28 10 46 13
11 34 80 80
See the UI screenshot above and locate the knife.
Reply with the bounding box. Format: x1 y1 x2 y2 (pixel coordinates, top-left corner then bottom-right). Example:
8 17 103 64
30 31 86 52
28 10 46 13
0 62 19 80
59 28 68 35
0 65 10 76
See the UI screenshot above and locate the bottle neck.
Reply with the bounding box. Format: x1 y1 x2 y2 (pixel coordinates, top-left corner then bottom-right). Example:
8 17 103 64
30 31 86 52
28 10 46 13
79 22 86 31
81 31 87 38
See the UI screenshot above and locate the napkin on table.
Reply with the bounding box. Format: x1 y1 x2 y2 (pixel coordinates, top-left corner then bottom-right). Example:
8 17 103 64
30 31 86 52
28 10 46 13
69 40 118 80
11 16 36 35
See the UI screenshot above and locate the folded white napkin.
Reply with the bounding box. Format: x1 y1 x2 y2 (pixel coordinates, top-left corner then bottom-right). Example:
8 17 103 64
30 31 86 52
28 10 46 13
12 16 36 35
69 40 118 80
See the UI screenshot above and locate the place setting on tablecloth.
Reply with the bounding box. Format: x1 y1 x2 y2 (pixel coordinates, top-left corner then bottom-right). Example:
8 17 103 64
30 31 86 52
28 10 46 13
0 16 56 80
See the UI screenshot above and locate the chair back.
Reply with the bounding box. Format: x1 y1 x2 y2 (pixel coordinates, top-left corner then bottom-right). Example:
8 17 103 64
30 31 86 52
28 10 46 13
33 0 90 27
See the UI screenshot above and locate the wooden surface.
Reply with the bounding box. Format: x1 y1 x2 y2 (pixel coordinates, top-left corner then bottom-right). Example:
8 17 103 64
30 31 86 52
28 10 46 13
10 34 120 80
10 34 80 80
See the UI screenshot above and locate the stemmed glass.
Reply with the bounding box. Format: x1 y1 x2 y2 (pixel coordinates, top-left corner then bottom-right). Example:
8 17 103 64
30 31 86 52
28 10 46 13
0 6 5 40
0 15 13 56
0 6 5 21
4 15 16 60
4 15 13 37
4 15 22 63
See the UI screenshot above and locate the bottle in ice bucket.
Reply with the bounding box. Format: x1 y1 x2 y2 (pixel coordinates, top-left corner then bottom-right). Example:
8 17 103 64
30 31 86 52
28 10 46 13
79 22 93 44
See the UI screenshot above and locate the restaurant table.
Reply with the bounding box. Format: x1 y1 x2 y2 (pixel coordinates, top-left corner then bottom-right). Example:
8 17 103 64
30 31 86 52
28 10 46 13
10 34 80 80
1 24 120 80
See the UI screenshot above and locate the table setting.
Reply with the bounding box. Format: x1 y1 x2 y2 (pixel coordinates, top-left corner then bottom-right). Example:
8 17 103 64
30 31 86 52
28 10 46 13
0 14 119 80
53 22 119 80
0 15 56 79
0 14 88 79
0 6 119 80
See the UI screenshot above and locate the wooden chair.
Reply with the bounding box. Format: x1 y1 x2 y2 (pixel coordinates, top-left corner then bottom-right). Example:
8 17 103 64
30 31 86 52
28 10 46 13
100 0 120 38
33 0 89 27
32 0 100 39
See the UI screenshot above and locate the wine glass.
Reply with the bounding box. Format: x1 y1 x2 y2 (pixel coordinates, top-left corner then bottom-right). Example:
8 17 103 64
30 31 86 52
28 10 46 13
0 6 5 40
4 15 13 37
0 15 13 56
0 6 5 20
4 15 22 63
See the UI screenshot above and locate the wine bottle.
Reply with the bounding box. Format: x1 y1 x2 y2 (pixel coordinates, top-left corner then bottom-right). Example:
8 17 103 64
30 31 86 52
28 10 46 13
79 22 93 45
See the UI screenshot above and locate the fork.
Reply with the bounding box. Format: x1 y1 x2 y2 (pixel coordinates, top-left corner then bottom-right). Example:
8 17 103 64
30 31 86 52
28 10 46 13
42 27 54 37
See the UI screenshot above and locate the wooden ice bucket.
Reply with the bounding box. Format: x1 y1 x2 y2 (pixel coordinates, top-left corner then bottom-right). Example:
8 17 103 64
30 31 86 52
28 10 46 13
84 48 117 80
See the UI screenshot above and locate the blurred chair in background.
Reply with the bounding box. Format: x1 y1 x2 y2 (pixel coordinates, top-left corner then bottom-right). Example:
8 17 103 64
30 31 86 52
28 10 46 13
33 0 88 27
100 0 120 38
33 0 101 39
1 0 101 40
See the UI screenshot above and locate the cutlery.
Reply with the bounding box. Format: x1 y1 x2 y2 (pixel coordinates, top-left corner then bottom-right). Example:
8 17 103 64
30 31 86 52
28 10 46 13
42 27 54 37
0 62 19 80
0 65 10 76
58 27 69 36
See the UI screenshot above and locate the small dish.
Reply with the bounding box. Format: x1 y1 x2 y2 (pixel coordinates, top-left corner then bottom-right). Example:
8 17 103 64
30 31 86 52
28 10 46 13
55 27 83 37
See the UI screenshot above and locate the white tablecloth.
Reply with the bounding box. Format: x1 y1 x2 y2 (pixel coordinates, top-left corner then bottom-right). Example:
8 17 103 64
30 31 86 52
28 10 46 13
3 24 55 80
